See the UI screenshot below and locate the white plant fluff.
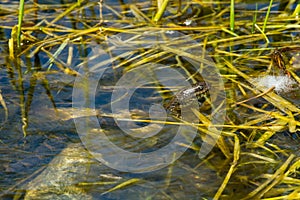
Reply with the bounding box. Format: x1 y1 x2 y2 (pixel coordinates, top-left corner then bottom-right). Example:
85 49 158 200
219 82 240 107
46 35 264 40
252 75 297 93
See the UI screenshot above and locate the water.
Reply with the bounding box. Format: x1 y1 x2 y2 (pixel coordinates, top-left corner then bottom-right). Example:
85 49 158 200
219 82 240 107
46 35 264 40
0 0 299 199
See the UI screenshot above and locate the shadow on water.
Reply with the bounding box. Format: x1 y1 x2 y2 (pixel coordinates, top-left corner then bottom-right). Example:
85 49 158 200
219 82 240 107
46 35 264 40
0 0 300 199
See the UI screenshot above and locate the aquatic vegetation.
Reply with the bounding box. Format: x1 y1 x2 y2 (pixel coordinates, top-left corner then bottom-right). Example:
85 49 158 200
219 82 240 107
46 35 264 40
0 0 299 199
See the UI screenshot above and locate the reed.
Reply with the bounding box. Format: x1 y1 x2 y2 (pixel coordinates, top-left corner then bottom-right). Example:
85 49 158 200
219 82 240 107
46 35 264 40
2 0 299 199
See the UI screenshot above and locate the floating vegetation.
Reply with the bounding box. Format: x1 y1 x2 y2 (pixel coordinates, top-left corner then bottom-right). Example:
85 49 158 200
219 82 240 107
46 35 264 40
0 0 299 199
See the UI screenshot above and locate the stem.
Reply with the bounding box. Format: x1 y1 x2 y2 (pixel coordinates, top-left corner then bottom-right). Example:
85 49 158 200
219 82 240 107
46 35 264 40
263 0 273 33
230 0 235 32
17 0 25 48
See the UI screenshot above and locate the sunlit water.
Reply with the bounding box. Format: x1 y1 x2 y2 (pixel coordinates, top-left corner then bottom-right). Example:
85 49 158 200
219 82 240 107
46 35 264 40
0 0 299 199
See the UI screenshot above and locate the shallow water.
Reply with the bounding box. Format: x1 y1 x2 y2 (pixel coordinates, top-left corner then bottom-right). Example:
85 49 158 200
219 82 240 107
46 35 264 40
0 0 299 199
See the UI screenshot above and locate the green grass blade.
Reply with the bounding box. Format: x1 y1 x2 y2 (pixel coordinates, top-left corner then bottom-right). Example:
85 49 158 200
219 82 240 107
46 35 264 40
252 3 258 33
17 0 25 48
153 0 169 23
262 0 273 33
230 0 235 32
292 3 300 16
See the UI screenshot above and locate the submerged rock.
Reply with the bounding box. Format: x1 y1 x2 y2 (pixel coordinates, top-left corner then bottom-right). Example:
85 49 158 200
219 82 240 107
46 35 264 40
24 143 119 200
14 106 221 199
23 141 221 200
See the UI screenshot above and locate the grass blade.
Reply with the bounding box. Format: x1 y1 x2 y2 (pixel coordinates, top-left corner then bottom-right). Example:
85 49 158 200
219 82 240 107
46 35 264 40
17 0 25 48
230 0 235 32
